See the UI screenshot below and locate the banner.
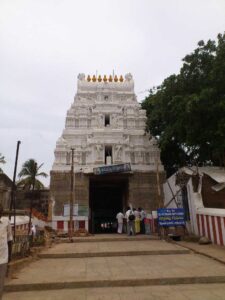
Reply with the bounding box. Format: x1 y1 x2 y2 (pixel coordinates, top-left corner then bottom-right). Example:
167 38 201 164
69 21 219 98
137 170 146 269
157 208 185 227
93 163 131 175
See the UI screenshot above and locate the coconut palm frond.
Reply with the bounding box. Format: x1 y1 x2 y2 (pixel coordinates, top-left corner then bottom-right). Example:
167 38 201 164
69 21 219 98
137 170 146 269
18 159 48 188
37 163 44 171
17 177 46 190
37 172 48 178
17 177 33 190
34 179 45 189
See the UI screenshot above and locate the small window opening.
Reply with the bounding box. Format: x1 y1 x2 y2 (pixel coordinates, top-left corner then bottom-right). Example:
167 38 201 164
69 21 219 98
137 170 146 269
105 114 110 126
105 145 112 165
104 95 109 100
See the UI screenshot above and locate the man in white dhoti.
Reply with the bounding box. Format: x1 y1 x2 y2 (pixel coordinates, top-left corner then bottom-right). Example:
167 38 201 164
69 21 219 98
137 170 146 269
116 212 124 234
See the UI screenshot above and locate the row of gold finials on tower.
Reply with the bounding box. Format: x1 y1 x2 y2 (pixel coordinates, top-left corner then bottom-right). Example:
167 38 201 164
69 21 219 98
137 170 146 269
86 75 124 82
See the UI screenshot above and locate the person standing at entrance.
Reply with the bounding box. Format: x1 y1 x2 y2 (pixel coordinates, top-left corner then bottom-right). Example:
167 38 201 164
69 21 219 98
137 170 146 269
125 207 135 236
134 208 141 234
116 211 124 234
139 207 146 234
0 203 13 300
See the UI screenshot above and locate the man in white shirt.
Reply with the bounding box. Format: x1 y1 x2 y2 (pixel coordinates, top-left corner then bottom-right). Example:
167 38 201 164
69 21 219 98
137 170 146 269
0 203 13 300
125 206 135 236
116 212 124 234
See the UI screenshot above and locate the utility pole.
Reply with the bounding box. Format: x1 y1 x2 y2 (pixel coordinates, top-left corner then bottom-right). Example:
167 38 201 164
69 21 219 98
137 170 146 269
9 140 21 241
69 148 75 242
28 162 37 236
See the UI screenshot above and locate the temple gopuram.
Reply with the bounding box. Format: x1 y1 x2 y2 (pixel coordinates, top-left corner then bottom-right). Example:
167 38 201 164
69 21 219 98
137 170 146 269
50 73 164 233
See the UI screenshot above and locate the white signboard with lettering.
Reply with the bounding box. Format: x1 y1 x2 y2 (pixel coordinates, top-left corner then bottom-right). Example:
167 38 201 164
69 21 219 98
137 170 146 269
64 204 78 216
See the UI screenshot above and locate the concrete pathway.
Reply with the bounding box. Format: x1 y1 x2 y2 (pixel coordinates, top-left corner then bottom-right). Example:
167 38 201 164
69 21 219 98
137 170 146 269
3 235 225 299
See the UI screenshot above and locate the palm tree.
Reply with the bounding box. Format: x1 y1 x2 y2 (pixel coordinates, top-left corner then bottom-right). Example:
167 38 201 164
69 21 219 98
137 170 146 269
0 153 6 173
18 159 48 189
18 159 48 235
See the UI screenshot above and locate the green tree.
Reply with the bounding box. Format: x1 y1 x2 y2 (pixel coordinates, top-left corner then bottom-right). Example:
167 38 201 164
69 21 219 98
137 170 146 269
142 33 225 176
18 159 48 189
0 153 6 173
18 159 48 235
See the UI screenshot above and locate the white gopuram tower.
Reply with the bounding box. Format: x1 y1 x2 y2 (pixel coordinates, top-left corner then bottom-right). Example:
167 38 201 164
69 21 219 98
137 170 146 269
50 73 164 233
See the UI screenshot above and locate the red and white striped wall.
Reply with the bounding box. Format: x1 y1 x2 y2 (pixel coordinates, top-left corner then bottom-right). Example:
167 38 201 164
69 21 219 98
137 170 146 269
51 216 89 232
197 212 225 246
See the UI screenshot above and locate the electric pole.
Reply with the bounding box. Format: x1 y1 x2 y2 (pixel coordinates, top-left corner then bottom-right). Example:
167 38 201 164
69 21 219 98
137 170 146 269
69 148 75 242
156 156 163 208
9 140 21 241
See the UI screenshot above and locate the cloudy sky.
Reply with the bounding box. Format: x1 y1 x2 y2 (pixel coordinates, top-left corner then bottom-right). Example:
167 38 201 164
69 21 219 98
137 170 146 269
1 0 225 186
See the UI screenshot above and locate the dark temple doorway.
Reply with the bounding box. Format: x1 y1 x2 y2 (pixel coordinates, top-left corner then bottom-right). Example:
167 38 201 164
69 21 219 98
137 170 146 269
89 175 128 234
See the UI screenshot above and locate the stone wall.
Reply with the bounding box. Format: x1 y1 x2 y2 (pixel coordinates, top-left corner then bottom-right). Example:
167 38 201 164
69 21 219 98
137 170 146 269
74 172 89 207
50 171 89 216
50 171 71 216
128 172 165 212
50 170 165 218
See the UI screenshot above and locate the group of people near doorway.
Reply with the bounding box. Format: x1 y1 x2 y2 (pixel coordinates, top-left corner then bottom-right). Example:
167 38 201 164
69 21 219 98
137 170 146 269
116 207 147 235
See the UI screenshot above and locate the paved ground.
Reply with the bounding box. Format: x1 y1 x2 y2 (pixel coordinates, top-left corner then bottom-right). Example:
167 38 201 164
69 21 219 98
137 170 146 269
3 235 225 299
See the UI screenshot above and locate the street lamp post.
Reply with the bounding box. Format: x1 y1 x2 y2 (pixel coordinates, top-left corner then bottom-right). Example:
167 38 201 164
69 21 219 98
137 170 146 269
69 148 75 242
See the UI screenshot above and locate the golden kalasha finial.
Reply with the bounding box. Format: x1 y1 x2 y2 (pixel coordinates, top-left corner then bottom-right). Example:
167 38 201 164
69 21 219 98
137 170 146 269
103 75 107 82
114 75 118 82
87 75 91 82
108 75 113 82
119 75 124 82
98 75 102 82
92 75 96 82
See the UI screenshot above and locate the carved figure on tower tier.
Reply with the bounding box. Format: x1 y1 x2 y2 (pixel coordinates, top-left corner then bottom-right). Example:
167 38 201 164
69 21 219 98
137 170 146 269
115 145 122 161
95 144 103 160
97 114 104 128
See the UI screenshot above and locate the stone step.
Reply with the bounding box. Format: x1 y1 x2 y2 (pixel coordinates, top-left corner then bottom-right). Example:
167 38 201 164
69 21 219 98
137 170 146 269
4 284 225 300
5 276 225 292
5 253 225 292
58 235 159 243
39 249 190 259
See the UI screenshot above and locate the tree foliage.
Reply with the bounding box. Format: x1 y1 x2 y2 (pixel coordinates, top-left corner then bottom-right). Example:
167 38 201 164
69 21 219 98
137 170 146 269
142 33 225 176
17 159 48 189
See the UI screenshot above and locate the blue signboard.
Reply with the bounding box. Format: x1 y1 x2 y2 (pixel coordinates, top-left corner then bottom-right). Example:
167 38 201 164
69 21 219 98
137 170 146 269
93 163 131 175
157 208 185 227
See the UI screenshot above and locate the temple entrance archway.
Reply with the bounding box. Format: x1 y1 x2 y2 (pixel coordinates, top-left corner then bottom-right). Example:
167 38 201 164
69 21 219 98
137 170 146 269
89 174 129 234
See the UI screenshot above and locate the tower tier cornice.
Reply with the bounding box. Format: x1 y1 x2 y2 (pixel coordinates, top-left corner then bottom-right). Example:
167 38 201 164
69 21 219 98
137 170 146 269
77 73 134 93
